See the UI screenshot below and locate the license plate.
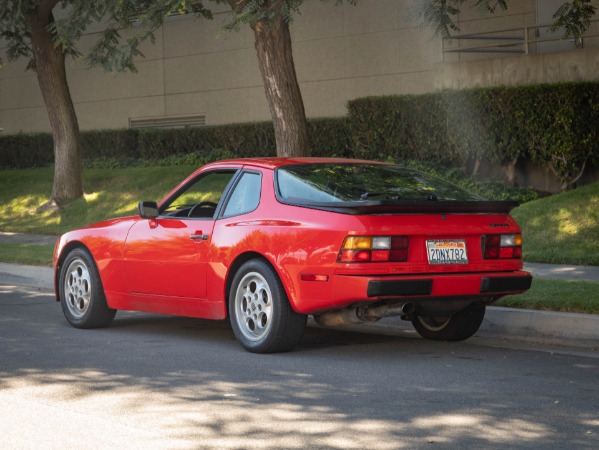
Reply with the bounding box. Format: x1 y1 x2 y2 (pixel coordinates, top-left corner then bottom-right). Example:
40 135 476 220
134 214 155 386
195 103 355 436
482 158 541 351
426 240 468 265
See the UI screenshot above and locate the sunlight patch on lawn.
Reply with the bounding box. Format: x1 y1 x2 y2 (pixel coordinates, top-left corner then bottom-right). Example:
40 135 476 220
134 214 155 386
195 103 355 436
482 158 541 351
557 209 579 235
527 215 543 227
0 195 46 217
84 192 100 202
113 193 141 216
45 214 60 226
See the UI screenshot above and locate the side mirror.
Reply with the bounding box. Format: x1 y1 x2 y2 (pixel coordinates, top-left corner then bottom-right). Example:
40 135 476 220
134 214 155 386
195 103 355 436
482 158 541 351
138 201 159 219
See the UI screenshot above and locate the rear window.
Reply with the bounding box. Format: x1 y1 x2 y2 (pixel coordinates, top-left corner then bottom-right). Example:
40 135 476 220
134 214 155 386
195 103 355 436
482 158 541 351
276 163 483 203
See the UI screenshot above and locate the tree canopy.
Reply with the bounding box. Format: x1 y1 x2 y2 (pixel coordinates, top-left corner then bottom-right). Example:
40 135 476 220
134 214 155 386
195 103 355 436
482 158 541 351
416 0 597 46
0 1 212 72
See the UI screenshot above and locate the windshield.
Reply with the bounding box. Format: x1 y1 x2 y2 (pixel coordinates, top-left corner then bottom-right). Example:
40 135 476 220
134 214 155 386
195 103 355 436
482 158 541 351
276 163 483 203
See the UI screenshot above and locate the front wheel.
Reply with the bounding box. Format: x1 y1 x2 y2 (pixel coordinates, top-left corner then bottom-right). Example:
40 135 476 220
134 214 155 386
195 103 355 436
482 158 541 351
229 259 306 353
59 248 116 329
411 306 486 341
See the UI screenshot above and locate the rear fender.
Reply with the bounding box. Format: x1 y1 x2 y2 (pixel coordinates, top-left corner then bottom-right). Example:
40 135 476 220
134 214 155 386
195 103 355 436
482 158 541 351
222 252 299 316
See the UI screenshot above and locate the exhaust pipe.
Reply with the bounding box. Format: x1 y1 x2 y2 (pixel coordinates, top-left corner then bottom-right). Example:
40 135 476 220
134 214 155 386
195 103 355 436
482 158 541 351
364 302 415 320
313 308 364 327
314 302 416 327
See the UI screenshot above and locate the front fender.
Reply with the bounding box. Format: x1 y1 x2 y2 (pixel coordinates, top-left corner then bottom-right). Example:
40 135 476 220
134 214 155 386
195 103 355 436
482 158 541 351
53 217 139 304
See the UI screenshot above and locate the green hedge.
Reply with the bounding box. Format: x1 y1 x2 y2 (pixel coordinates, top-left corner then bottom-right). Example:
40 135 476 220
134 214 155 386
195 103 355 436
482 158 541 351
349 93 457 164
348 82 599 189
309 117 353 158
0 117 353 168
0 133 54 168
81 128 140 160
136 122 275 160
1 82 598 190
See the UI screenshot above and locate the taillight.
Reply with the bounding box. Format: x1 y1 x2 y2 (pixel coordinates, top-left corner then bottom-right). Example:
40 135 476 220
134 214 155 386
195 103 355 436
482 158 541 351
483 234 522 259
338 236 409 263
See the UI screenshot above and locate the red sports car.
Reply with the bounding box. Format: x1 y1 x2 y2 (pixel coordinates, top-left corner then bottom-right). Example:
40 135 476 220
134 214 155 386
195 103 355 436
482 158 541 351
53 158 532 353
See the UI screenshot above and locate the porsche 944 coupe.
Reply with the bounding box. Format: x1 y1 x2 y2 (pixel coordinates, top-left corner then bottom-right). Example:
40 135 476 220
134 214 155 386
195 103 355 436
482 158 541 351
53 158 532 353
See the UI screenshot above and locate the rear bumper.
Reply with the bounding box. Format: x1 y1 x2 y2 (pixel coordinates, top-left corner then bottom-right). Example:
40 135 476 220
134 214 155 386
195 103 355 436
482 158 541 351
367 274 533 297
295 270 532 314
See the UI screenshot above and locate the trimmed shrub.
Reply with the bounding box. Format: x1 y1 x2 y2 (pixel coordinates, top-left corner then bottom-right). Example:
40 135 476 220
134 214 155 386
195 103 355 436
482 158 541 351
348 82 599 189
515 83 599 190
348 94 457 165
81 128 139 160
2 82 598 192
309 117 353 158
0 133 53 168
136 122 276 160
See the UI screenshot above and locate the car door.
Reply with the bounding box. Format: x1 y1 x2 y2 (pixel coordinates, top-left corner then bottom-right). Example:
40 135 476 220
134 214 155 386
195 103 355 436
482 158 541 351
123 168 238 299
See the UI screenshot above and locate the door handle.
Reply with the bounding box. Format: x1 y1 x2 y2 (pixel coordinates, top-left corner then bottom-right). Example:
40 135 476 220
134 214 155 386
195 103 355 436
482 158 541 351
190 233 209 240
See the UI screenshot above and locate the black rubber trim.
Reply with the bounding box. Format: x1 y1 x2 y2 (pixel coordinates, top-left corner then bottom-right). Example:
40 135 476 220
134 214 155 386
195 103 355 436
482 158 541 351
480 276 533 293
367 279 433 297
277 199 519 215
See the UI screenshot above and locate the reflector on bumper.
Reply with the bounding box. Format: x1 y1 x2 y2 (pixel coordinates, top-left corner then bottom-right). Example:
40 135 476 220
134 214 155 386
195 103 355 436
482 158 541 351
480 276 533 293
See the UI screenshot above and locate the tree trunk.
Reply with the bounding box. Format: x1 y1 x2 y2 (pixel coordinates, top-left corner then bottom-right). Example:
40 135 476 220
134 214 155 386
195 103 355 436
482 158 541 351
26 2 83 207
250 18 311 157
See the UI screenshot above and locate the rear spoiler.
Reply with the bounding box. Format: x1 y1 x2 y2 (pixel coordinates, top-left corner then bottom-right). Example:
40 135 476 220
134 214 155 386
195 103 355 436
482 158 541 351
280 199 520 215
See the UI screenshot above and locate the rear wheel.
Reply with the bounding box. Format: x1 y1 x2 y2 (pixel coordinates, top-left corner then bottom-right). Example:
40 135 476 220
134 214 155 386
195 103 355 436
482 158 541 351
411 306 486 341
59 248 116 329
229 259 306 353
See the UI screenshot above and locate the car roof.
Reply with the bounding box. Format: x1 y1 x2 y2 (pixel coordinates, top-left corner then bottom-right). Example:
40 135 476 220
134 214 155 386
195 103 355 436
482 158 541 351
202 157 386 170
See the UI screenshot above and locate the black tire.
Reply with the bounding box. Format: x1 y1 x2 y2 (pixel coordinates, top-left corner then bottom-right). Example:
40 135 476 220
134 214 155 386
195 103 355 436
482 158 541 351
229 259 306 353
59 247 116 329
411 306 486 341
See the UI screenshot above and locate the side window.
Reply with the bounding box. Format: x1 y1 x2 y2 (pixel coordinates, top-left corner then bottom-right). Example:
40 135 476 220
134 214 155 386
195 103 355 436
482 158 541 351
222 172 261 218
162 170 237 218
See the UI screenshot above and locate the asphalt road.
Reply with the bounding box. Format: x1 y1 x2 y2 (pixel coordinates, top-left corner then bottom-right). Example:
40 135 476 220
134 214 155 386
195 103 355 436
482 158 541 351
1 285 598 450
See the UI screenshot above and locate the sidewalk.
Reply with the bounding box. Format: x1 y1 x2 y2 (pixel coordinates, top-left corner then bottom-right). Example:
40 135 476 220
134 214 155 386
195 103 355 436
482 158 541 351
0 231 58 246
1 232 599 349
524 262 599 283
0 262 54 291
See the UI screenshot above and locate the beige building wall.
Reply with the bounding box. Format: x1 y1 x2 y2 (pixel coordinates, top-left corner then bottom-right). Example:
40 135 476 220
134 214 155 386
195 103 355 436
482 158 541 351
436 46 599 90
0 0 444 133
1 0 598 134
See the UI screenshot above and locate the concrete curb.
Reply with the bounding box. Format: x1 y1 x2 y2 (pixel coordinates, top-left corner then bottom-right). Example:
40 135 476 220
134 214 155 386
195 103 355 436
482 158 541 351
1 262 598 350
477 307 599 348
524 262 599 283
0 232 58 246
323 308 599 350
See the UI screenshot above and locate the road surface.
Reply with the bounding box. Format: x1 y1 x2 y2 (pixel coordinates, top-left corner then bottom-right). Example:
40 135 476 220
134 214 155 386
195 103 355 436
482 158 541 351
1 285 597 449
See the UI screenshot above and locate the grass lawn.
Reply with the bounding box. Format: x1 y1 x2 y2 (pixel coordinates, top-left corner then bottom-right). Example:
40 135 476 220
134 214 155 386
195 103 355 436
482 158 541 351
0 243 54 266
0 166 195 235
512 182 599 265
497 278 599 314
2 166 598 265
